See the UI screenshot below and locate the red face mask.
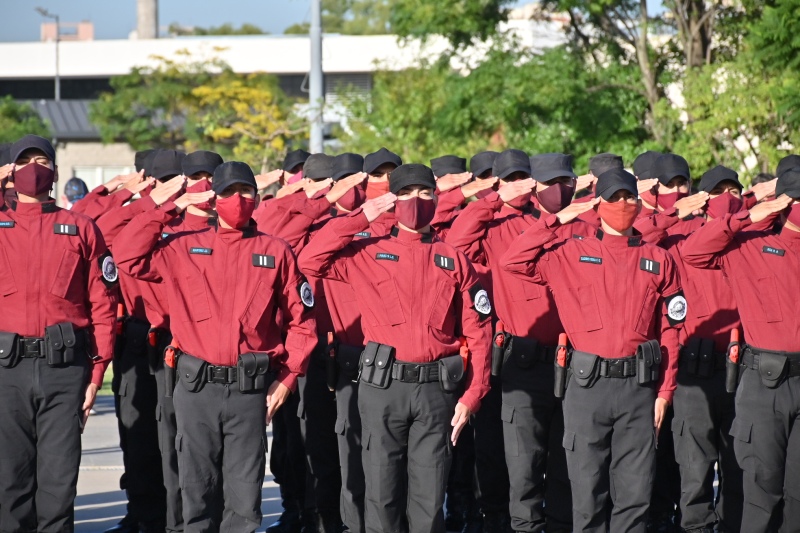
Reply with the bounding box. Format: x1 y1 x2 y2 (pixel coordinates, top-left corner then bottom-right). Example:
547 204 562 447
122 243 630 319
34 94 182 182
536 182 575 214
215 193 256 229
705 191 743 219
597 200 640 232
395 197 436 230
337 184 367 212
186 179 213 210
657 191 688 211
366 180 391 200
787 202 800 228
506 191 532 210
287 170 304 185
639 187 657 207
13 163 55 197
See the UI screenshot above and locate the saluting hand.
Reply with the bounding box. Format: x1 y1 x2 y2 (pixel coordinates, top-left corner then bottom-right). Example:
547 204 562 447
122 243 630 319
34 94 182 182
461 177 498 199
674 192 709 219
106 169 143 192
748 178 777 201
304 178 333 198
575 173 596 192
174 190 215 213
266 381 291 424
748 194 793 223
81 383 99 434
123 173 153 195
654 397 669 440
451 402 471 445
149 175 186 206
0 163 14 181
498 178 536 204
637 178 658 196
255 169 284 190
437 172 473 193
556 197 600 224
326 172 368 204
276 178 307 199
361 193 396 222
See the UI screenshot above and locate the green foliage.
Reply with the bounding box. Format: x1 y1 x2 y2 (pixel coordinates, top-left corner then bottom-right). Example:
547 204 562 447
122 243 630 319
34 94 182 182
168 23 267 36
284 0 392 34
0 96 51 143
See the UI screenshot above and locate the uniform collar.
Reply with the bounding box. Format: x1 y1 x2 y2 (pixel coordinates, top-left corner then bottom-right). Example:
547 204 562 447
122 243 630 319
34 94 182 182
215 220 257 242
10 200 58 215
778 225 800 243
595 228 642 248
390 225 435 243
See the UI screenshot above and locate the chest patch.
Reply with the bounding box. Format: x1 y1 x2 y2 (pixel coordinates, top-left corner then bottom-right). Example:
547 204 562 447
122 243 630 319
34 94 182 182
580 256 602 265
376 253 399 262
640 258 660 275
252 254 275 268
762 246 785 257
434 254 455 271
54 223 78 236
0 221 15 228
355 231 371 238
190 247 212 255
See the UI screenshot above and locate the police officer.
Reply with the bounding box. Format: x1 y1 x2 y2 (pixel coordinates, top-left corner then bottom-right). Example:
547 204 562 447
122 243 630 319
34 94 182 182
364 147 401 200
501 168 684 533
298 164 493 533
632 151 663 219
428 155 483 241
61 177 89 208
71 150 154 221
0 134 118 532
115 161 318 532
682 171 800 532
570 153 624 228
285 149 312 177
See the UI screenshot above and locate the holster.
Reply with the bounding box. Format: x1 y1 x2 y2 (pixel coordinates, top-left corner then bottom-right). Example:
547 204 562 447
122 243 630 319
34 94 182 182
570 351 600 388
439 354 465 393
491 330 509 377
0 331 20 369
636 340 662 385
325 338 338 391
163 345 179 398
359 341 395 389
758 352 788 389
146 328 170 375
682 337 715 378
178 353 208 393
725 341 741 394
504 335 540 370
44 322 82 367
336 343 363 381
237 352 271 393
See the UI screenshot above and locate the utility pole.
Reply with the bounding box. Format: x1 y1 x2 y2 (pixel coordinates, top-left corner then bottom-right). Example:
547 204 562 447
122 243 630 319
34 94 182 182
35 7 60 101
309 0 324 153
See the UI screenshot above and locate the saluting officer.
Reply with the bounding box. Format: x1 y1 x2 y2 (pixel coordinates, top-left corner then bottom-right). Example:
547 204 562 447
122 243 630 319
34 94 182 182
298 164 493 533
501 168 684 533
115 161 318 533
681 169 800 533
0 135 118 532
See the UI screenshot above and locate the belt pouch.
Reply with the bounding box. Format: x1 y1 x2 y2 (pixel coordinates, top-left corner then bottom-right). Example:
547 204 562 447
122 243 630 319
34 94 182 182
45 324 66 366
637 340 661 385
570 351 600 388
439 354 465 392
337 344 363 379
758 352 788 389
359 341 394 389
178 354 208 393
238 352 270 392
506 336 539 369
0 331 20 368
60 323 78 365
683 337 700 375
697 338 715 378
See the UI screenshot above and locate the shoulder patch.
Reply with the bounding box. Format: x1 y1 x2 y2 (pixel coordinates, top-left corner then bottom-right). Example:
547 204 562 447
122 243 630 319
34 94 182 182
376 252 399 262
252 254 275 268
54 223 78 236
640 258 661 275
665 291 687 326
0 221 15 228
468 283 492 320
190 247 212 255
434 254 455 271
355 231 371 238
298 279 315 310
580 256 602 265
762 246 785 257
98 251 119 288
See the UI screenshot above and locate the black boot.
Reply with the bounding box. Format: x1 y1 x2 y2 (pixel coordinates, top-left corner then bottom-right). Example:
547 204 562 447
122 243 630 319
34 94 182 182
268 505 303 533
445 494 466 532
460 513 483 533
481 512 512 533
301 511 345 533
104 515 139 533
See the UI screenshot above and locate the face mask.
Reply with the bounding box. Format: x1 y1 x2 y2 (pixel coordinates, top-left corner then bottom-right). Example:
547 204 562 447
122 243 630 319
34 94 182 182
475 179 499 200
337 184 367 212
13 163 55 197
705 191 743 219
656 191 688 211
505 191 532 210
787 203 800 228
366 180 391 200
639 187 658 207
395 197 436 230
287 170 304 185
215 193 256 229
597 200 640 233
536 182 575 214
186 179 213 210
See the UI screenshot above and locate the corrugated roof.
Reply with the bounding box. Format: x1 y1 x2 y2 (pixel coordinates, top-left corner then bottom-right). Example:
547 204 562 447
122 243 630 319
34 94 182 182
23 99 99 140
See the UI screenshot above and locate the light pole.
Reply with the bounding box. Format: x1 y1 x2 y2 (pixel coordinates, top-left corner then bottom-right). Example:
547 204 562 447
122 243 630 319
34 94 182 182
309 0 323 153
35 7 60 101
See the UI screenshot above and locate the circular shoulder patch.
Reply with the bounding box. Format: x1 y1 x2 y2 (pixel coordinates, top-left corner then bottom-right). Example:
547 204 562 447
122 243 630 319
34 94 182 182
474 289 492 316
667 295 687 321
102 255 118 283
300 281 314 308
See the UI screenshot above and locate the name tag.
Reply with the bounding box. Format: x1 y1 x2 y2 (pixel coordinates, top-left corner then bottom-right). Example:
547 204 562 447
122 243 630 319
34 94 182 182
190 247 212 255
355 231 371 238
252 254 275 268
54 223 78 236
762 246 785 256
0 221 14 228
376 253 399 262
580 256 602 265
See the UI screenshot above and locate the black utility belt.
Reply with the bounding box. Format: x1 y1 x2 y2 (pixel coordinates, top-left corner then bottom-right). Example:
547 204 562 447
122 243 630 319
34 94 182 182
491 331 556 377
0 323 85 369
568 340 661 389
358 341 465 392
176 351 271 393
741 346 800 389
679 337 726 378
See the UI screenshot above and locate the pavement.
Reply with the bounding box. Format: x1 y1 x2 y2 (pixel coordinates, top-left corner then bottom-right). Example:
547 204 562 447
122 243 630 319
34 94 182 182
76 395 283 532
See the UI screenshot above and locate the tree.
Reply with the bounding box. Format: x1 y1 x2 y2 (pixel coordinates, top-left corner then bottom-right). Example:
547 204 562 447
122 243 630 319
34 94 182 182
168 23 267 36
284 0 392 34
0 96 51 143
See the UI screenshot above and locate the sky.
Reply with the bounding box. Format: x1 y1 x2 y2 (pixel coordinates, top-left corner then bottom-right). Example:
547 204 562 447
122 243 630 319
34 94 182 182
1 0 665 43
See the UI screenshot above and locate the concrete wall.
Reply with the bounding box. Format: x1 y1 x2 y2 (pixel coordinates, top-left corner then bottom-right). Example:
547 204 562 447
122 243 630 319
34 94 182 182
55 141 136 206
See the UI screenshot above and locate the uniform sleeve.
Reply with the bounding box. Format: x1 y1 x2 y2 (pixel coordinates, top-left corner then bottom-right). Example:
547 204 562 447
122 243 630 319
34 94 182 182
114 202 178 283
83 221 120 387
96 196 156 249
274 246 318 392
446 193 503 265
455 253 493 414
298 210 368 283
500 214 562 284
655 253 685 404
742 192 758 210
430 188 466 235
75 188 134 222
633 209 680 245
681 212 751 270
256 195 331 252
70 185 106 217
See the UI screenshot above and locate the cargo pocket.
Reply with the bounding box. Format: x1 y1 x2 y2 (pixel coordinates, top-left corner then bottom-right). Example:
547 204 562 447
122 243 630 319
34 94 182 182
671 418 688 464
334 417 347 437
297 400 306 420
50 249 80 299
189 281 212 323
366 279 405 326
730 418 753 471
571 285 603 332
510 277 543 302
634 286 658 336
427 280 455 332
0 247 17 297
501 403 518 457
562 430 575 452
755 276 782 323
240 281 274 330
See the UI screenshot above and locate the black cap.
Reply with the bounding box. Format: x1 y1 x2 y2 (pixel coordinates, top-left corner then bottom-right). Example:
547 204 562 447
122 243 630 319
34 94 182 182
775 168 800 199
698 165 741 193
470 151 499 177
183 150 223 177
332 153 364 181
212 161 257 195
430 155 467 177
589 153 624 177
493 149 531 180
364 147 402 174
303 153 334 180
0 143 11 166
283 149 311 172
595 168 638 200
64 177 90 202
632 151 662 180
776 155 800 178
135 149 157 173
11 134 56 164
389 164 436 195
150 150 186 181
654 153 690 185
530 153 576 182
140 150 161 176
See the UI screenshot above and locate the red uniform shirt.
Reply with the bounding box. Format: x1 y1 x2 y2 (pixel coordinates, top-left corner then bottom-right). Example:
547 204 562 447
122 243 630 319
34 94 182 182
72 186 134 222
0 201 118 386
572 193 602 228
447 192 595 345
501 216 684 402
298 210 493 413
431 187 467 241
114 203 318 391
682 211 800 352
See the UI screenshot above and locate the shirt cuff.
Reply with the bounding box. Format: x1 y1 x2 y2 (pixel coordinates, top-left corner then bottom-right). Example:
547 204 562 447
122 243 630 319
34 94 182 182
732 211 753 232
113 189 134 204
657 390 674 404
483 191 504 210
91 360 110 388
458 391 481 415
543 213 562 229
275 367 298 392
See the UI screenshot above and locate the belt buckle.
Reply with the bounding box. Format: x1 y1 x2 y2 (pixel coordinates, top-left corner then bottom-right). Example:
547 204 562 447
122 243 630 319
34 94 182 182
607 359 623 377
208 366 227 383
404 366 420 382
23 338 41 356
